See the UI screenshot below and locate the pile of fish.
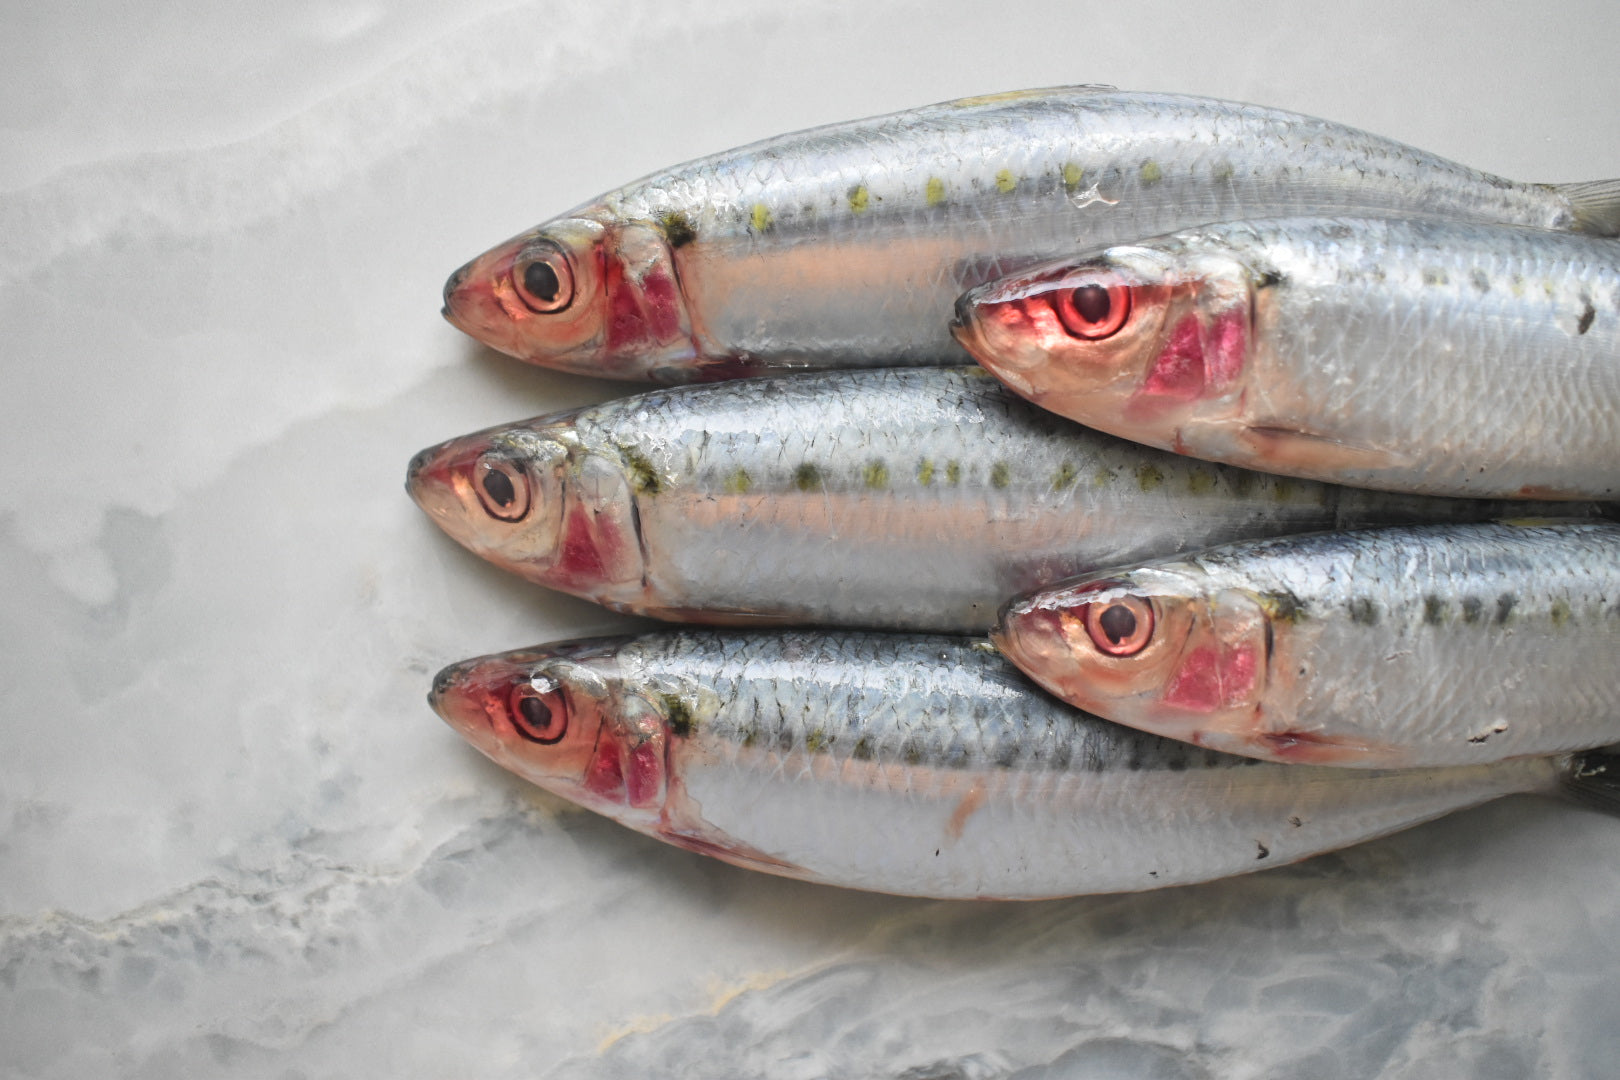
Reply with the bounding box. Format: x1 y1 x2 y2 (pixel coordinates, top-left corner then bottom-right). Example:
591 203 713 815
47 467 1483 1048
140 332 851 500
414 86 1620 900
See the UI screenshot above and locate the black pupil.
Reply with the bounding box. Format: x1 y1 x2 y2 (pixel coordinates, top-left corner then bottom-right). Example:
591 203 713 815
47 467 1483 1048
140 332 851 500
1098 603 1138 645
1073 284 1111 325
481 466 516 507
517 694 552 734
523 260 561 302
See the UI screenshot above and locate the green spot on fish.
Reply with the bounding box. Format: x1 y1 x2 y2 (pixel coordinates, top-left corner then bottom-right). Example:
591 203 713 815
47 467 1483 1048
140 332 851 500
1551 598 1573 627
990 462 1011 489
1062 162 1084 192
917 458 935 486
661 695 695 738
1213 159 1235 183
848 184 871 214
794 463 823 491
617 444 661 495
1136 463 1164 491
1347 597 1379 626
945 461 962 486
1051 461 1079 490
725 468 753 495
1261 591 1307 623
1093 467 1114 488
862 460 890 490
805 727 832 753
1140 160 1163 185
659 211 696 248
1423 595 1447 626
750 203 772 232
1185 468 1216 495
995 169 1017 194
925 176 946 206
851 736 875 761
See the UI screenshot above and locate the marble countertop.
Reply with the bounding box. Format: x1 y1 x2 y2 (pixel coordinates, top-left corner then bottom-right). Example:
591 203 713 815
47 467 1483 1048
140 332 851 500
6 2 1620 1076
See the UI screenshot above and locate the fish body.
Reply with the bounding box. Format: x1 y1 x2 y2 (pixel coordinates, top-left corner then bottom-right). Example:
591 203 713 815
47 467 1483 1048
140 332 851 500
995 521 1620 768
956 217 1620 498
428 630 1610 899
405 368 1607 631
442 88 1620 383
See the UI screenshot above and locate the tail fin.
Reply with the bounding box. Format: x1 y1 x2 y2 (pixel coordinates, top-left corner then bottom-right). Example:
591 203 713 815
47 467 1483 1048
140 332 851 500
1560 747 1620 814
1553 180 1620 237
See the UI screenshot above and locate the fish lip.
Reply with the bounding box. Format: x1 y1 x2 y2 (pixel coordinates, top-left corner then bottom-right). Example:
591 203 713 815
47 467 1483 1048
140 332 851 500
441 260 474 325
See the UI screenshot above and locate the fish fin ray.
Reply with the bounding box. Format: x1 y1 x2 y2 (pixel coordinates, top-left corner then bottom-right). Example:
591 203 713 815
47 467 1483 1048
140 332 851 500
1561 747 1620 815
1553 179 1620 237
1234 423 1404 474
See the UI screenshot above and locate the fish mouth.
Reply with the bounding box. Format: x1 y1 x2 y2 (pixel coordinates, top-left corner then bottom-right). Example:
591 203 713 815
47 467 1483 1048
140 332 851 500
441 260 474 323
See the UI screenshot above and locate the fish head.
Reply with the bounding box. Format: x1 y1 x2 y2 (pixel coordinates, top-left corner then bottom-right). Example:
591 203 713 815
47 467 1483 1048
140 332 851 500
407 421 646 599
953 243 1254 443
442 213 696 380
993 563 1271 746
429 643 670 818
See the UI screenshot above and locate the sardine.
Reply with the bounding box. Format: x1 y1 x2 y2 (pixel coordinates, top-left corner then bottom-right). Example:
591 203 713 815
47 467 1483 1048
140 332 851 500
442 88 1620 383
428 630 1620 898
405 368 1609 631
955 217 1620 498
995 521 1620 768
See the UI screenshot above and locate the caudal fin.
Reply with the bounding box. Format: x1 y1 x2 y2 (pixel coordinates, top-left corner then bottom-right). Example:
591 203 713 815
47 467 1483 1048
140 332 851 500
1560 747 1620 814
1554 179 1620 237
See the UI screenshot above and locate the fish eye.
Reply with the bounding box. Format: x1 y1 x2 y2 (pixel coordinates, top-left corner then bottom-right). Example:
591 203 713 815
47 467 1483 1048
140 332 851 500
508 678 567 744
473 453 531 522
512 244 575 314
1055 279 1132 340
1080 594 1155 657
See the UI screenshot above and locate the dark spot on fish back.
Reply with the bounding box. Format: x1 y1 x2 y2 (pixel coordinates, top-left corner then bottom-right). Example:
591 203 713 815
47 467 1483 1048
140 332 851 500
1262 591 1307 623
1254 268 1284 290
662 695 694 738
1348 597 1378 626
1461 596 1484 624
1578 302 1596 335
1551 599 1572 627
618 445 661 495
794 463 823 491
1470 269 1491 293
660 211 696 248
990 462 1011 489
1495 593 1517 624
1256 841 1270 860
1423 595 1447 626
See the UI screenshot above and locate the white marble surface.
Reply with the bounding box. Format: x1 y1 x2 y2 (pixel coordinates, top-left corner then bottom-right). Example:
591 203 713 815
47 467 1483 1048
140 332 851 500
5 2 1620 1076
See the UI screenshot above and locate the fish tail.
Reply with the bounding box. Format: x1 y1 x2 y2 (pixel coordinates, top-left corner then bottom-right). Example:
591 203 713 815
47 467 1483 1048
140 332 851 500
1552 179 1620 237
1560 747 1620 814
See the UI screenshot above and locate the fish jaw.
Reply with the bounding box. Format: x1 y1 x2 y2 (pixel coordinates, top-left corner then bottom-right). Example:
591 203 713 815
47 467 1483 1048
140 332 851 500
956 245 1255 445
994 568 1271 748
406 422 645 600
443 213 699 380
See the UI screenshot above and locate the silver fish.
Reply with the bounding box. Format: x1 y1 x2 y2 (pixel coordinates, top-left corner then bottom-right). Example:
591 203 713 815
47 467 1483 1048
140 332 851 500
442 87 1620 383
956 216 1620 498
996 521 1620 769
428 630 1620 899
404 368 1609 631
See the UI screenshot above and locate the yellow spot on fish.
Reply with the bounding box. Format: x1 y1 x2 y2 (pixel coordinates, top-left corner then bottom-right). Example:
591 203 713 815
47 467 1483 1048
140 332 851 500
1136 463 1164 491
1272 479 1295 502
1051 461 1078 490
995 169 1017 194
945 461 962 486
1140 160 1163 185
1422 268 1448 287
1213 160 1235 183
1186 467 1216 495
750 203 772 232
925 177 946 206
990 462 1012 488
805 727 832 752
1550 599 1572 627
862 460 889 490
725 468 753 495
1062 162 1084 192
950 89 1050 108
917 458 935 486
849 185 871 214
1093 467 1114 488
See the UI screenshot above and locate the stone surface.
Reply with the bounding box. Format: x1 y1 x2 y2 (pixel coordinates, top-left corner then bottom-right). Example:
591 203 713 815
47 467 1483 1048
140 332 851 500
5 1 1620 1076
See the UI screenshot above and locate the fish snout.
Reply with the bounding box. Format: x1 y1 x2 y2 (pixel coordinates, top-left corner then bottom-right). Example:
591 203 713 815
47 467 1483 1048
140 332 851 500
442 260 474 321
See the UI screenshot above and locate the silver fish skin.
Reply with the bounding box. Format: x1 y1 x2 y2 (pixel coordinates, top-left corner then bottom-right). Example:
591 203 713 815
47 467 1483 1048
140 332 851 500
996 521 1620 769
404 368 1610 632
427 630 1608 899
957 217 1620 499
441 87 1620 382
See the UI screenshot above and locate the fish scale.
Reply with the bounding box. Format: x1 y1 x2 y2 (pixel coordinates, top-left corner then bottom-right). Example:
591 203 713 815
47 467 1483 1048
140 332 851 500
427 631 1619 899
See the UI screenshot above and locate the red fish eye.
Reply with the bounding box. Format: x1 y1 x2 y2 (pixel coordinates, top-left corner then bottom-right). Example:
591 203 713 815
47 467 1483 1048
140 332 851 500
508 680 566 744
1082 595 1155 657
512 246 575 314
473 453 530 522
1055 280 1132 340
